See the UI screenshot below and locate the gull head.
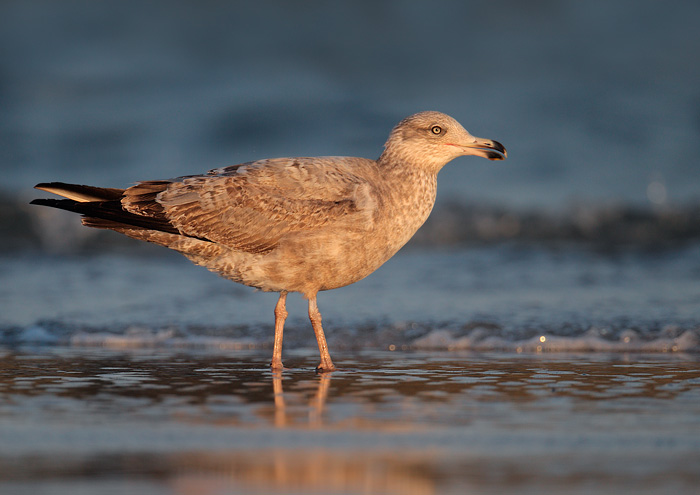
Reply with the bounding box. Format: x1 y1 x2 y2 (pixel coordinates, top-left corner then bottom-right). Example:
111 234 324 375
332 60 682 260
381 111 507 173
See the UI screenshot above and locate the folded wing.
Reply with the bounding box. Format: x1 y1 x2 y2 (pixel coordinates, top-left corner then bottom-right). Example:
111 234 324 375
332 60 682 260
122 157 378 254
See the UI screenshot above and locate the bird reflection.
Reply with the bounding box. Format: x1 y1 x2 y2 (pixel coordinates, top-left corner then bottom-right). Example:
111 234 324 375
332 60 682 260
271 370 332 428
3 351 700 495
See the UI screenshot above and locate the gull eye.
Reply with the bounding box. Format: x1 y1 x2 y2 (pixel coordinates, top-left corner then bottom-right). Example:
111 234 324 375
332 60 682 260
430 125 442 135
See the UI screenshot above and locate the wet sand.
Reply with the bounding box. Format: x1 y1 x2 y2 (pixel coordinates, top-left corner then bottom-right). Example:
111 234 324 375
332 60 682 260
1 347 699 494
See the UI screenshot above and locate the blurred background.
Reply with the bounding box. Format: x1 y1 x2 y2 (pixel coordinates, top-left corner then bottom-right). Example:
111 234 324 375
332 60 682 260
1 0 700 336
1 0 699 252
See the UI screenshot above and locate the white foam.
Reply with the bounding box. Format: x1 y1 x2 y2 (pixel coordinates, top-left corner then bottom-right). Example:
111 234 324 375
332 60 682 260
69 326 259 350
410 328 700 353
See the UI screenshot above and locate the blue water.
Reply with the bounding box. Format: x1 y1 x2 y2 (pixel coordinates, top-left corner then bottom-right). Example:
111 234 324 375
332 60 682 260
2 244 699 352
1 0 699 209
1 0 698 341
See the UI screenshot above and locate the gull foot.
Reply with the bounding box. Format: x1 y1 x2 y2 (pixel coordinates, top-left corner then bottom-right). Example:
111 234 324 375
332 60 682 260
315 363 336 373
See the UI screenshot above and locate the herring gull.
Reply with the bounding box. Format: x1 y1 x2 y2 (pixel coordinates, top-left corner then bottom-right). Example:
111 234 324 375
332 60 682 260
31 111 506 371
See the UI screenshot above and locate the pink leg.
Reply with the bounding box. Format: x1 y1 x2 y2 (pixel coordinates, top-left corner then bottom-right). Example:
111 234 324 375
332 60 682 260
270 292 288 371
308 295 335 372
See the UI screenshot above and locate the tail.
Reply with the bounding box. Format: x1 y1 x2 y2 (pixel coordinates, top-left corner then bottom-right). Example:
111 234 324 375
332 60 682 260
30 182 181 235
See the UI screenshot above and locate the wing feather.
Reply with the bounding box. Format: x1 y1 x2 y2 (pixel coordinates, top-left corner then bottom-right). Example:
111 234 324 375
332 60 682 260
130 157 379 254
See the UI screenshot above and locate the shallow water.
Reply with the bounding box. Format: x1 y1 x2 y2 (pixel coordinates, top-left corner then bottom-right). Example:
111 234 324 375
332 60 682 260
3 245 700 352
2 240 699 494
1 347 699 495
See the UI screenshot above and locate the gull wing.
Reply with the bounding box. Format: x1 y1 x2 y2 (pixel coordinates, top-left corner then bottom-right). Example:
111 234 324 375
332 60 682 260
122 157 379 254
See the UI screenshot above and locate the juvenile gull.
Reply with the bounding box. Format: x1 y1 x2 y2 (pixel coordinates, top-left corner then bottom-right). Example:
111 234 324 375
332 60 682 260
31 111 506 371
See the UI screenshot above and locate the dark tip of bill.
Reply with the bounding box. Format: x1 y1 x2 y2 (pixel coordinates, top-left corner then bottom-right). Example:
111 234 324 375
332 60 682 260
486 150 506 160
491 140 507 155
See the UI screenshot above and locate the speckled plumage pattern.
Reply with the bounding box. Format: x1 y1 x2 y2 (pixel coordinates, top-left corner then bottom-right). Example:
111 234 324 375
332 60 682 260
32 111 506 371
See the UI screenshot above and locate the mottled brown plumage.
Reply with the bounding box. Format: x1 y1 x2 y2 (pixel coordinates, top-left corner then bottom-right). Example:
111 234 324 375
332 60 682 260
31 111 506 371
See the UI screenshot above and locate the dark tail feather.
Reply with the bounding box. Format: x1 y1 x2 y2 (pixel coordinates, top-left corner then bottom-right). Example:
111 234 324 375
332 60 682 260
34 182 124 202
81 217 142 231
30 198 182 235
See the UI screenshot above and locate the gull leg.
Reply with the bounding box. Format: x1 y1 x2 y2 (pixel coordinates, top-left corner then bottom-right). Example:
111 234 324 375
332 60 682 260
271 292 288 371
308 295 336 372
